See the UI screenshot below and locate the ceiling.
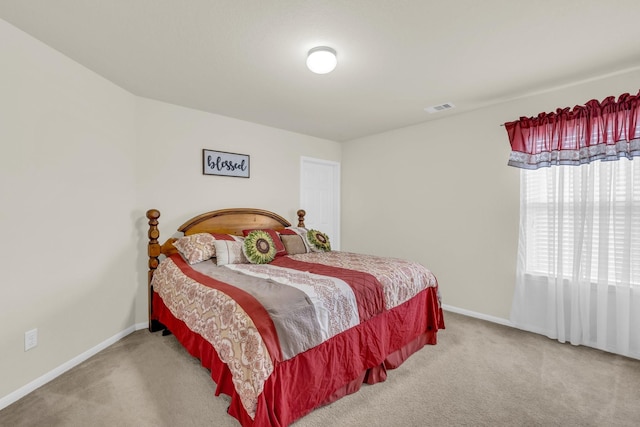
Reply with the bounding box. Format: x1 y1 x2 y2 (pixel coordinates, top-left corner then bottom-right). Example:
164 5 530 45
2 0 640 142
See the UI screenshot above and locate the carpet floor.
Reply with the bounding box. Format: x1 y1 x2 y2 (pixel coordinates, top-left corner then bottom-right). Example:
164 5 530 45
1 311 639 426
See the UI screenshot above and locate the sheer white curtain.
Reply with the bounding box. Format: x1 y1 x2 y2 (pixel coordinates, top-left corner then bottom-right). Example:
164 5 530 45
511 158 640 358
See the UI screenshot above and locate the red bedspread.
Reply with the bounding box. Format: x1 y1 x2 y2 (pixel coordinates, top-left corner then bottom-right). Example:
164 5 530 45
153 286 443 426
151 252 444 426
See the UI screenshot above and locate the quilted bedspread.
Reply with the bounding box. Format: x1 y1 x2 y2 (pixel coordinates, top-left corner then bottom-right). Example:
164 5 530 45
150 251 439 420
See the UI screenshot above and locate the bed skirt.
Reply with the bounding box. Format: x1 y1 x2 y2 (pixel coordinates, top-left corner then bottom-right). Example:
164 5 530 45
152 286 444 427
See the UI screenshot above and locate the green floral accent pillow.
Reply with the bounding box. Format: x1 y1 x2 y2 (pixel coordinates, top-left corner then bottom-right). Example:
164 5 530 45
243 230 277 264
307 229 331 252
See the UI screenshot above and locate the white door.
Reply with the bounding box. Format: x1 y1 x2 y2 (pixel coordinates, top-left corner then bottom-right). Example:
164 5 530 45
300 157 340 250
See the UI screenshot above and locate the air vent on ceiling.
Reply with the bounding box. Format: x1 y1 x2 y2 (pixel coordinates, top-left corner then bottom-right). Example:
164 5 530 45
424 102 456 114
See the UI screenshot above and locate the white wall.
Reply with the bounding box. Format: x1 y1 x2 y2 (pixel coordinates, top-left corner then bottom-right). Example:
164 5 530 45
341 68 640 321
135 97 341 238
0 17 341 406
0 20 137 399
132 98 342 324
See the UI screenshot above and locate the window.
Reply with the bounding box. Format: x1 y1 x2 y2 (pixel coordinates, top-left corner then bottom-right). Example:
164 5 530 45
522 158 640 287
505 92 640 358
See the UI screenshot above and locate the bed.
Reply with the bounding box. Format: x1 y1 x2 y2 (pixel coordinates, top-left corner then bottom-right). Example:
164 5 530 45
146 207 444 427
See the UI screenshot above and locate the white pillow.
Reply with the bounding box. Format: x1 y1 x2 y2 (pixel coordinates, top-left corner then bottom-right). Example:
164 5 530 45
214 240 248 265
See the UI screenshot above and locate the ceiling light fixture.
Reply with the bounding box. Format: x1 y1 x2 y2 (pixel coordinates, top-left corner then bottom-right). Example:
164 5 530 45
306 46 337 74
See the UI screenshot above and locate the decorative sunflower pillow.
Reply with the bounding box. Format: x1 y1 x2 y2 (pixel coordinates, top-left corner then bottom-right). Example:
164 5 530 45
243 230 277 264
307 229 331 252
242 228 287 257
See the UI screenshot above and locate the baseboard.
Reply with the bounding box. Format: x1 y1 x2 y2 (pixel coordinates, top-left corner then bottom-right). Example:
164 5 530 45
442 304 514 328
0 321 149 411
1 309 508 410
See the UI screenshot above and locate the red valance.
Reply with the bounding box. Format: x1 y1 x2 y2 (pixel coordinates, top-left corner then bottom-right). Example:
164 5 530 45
504 91 640 169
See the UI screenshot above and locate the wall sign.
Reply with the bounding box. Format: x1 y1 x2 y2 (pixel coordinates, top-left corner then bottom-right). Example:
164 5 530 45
203 149 250 178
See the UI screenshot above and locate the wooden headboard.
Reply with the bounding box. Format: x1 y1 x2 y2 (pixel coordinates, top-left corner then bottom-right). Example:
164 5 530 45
145 208 306 331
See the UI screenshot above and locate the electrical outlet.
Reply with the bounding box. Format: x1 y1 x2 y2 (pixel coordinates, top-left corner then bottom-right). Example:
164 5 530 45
25 328 38 351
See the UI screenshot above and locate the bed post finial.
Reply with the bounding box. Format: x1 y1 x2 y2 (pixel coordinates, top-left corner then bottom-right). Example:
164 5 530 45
146 209 161 331
297 209 306 228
